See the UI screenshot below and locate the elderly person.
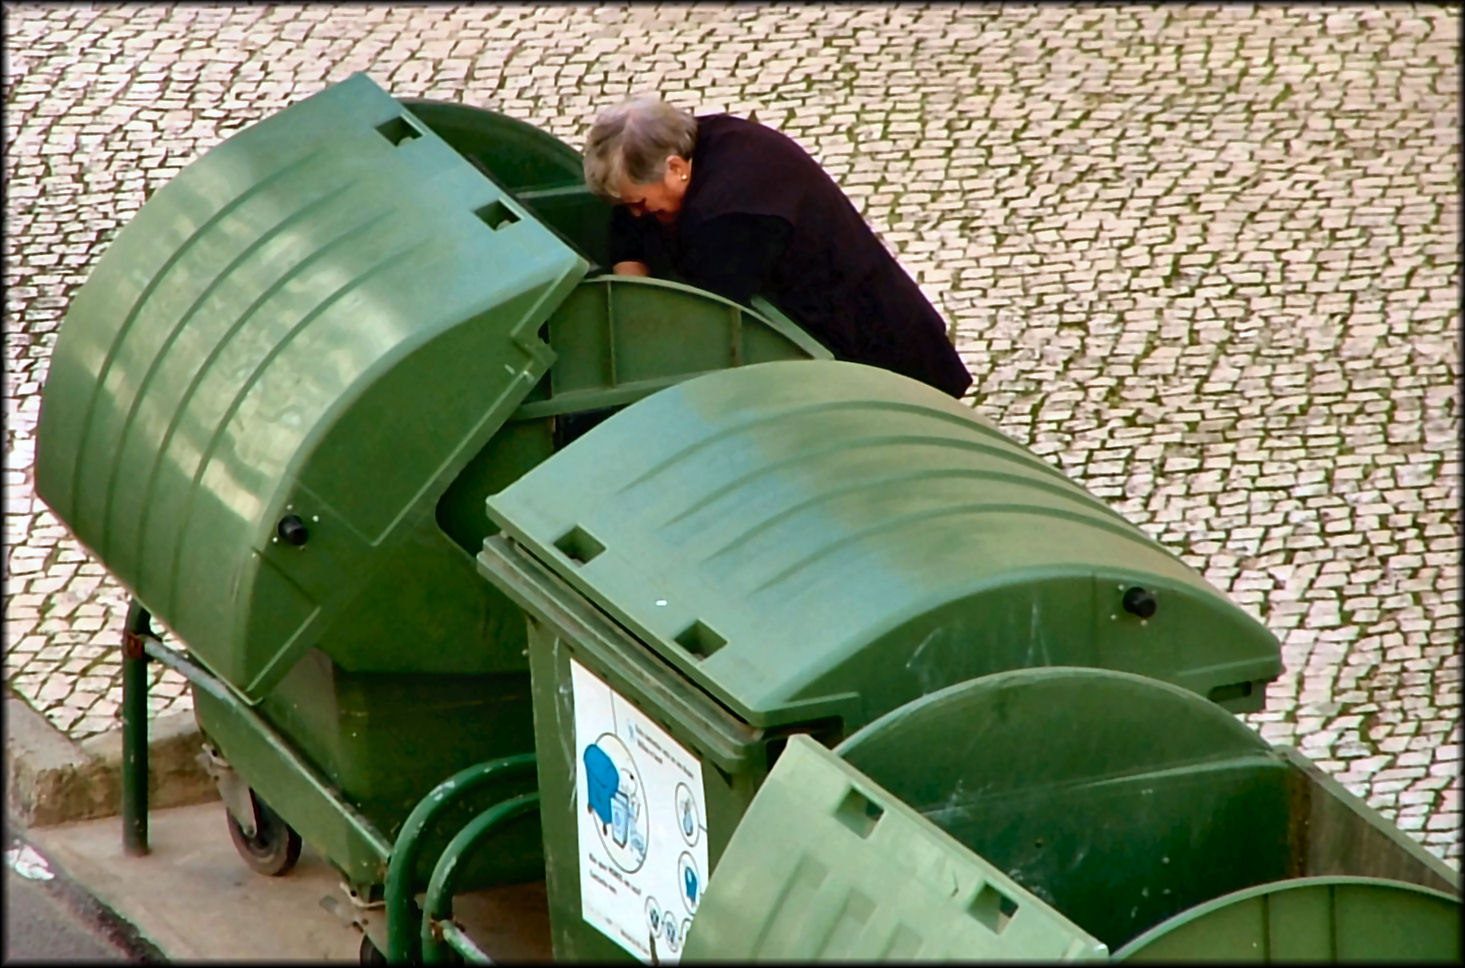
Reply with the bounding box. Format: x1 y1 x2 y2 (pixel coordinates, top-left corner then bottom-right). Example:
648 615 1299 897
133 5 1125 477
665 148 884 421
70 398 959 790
582 96 973 399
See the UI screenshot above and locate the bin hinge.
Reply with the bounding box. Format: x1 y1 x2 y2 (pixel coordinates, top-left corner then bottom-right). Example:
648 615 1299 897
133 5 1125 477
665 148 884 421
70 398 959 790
197 743 259 838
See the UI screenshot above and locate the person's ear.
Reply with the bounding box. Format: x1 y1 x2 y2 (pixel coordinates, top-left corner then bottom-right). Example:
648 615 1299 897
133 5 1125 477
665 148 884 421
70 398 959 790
665 155 691 185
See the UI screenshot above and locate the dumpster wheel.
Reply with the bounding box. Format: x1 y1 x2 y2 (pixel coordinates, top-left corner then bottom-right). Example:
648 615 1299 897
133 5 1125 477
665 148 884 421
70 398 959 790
358 935 386 965
225 789 302 876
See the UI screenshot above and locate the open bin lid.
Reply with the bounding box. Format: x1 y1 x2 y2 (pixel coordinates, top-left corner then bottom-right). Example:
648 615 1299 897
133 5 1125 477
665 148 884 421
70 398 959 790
681 733 1108 961
482 360 1281 733
35 72 586 699
1114 875 1461 962
834 666 1461 955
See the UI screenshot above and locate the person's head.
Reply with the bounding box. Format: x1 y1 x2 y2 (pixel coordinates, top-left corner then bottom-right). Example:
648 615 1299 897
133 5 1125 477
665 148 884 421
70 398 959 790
583 96 697 223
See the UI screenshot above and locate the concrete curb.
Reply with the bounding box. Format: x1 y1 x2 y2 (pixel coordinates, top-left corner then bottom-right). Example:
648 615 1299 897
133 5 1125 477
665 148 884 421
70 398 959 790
6 694 218 828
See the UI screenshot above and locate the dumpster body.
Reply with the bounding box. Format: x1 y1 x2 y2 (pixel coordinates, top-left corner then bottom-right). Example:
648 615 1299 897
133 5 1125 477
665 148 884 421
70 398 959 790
33 73 827 893
685 668 1459 961
475 359 1284 959
686 733 1110 961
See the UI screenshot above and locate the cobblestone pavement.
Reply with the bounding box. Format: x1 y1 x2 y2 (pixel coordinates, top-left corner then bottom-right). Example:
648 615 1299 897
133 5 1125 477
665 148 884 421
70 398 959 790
4 4 1459 863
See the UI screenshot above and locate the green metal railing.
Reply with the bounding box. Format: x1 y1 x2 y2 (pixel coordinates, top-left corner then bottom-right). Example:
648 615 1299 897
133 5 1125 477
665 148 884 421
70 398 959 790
418 793 539 963
383 756 539 963
122 597 540 963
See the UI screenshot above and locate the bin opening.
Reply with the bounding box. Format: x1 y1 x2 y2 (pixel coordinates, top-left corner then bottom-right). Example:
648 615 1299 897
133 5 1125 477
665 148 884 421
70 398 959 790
836 667 1458 953
399 97 611 269
763 718 845 772
921 754 1293 950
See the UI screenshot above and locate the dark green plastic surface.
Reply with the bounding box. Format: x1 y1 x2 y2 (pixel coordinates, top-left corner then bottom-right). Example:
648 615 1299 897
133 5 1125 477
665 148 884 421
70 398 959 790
485 359 1282 733
1115 876 1462 962
34 71 830 898
834 667 1460 955
682 734 1108 961
477 360 1289 960
399 98 614 269
34 72 584 701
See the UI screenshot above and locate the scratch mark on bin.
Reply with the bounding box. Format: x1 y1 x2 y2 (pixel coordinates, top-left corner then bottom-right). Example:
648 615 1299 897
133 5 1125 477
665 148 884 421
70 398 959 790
905 628 943 695
1027 601 1051 667
558 673 577 781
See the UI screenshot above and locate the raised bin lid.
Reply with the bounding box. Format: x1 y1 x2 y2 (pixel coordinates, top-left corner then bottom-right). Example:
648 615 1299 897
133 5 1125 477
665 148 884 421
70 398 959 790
681 733 1108 961
835 666 1460 953
35 72 585 699
1114 876 1461 962
482 360 1281 730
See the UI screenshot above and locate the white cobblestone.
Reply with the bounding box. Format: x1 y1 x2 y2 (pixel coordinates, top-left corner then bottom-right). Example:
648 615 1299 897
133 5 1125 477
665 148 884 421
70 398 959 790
2 3 1458 871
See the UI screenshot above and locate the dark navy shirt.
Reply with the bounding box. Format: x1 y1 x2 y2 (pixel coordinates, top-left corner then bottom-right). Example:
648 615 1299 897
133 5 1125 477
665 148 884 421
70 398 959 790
609 115 972 398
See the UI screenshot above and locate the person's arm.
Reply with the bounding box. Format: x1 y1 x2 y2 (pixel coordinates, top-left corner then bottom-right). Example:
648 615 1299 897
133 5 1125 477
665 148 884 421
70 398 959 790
679 213 792 305
608 206 655 276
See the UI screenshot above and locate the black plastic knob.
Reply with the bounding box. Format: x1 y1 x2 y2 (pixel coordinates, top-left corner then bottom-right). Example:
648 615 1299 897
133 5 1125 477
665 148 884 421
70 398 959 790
1122 586 1157 619
277 514 309 546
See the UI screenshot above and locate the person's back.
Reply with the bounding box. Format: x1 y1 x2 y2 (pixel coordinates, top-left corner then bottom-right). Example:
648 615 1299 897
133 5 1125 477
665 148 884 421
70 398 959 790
588 99 972 398
677 115 971 397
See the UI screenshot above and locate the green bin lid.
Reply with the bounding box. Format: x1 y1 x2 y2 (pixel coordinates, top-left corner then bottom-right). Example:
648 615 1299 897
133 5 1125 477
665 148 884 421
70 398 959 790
35 72 585 699
836 667 1461 953
682 733 1108 961
1115 876 1461 962
483 360 1281 730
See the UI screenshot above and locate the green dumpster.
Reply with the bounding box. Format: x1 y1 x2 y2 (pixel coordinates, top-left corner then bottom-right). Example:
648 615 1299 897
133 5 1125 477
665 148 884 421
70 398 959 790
686 668 1459 961
33 72 827 893
686 733 1109 961
475 359 1285 960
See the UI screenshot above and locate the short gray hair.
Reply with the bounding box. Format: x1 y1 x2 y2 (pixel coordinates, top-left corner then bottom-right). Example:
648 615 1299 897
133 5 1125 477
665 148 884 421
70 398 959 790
583 96 698 202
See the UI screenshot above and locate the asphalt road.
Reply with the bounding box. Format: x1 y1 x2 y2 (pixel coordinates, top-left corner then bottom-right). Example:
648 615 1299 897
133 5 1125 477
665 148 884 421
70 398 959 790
5 823 163 963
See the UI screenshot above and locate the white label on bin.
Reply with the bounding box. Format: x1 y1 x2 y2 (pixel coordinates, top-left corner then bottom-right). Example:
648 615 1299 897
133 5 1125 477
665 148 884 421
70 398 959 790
571 658 709 963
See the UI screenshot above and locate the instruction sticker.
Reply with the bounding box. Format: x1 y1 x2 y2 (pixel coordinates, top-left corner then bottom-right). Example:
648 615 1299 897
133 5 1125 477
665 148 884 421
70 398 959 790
571 658 709 963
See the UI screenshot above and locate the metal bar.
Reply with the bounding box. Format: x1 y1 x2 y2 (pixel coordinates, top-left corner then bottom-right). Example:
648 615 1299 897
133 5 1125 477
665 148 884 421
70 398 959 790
511 374 694 421
421 793 539 965
512 183 592 202
138 632 395 871
385 755 539 964
604 277 618 387
729 302 743 366
121 600 153 857
438 921 495 964
137 636 239 705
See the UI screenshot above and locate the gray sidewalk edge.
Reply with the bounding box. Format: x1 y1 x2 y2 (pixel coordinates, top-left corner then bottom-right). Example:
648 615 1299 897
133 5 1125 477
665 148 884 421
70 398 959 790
6 693 218 828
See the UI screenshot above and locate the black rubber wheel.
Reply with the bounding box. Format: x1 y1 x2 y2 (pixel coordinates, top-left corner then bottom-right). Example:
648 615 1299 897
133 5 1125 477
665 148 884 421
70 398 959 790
224 789 302 876
359 935 387 965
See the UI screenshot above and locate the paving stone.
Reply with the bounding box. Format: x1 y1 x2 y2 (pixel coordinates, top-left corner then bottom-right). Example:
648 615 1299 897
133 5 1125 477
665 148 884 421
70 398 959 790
2 1 1457 866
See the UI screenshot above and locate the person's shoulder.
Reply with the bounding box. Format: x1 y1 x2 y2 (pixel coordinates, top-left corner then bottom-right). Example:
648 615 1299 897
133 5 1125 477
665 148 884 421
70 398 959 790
697 113 808 159
695 113 760 141
695 112 753 128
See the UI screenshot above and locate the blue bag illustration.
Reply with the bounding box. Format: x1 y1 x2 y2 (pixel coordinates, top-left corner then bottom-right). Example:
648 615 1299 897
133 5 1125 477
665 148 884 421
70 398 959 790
684 866 698 904
583 744 619 826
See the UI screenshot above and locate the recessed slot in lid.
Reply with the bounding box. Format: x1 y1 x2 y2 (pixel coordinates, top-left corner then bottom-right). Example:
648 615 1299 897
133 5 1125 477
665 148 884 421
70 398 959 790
834 785 884 839
554 525 604 565
675 619 726 660
969 883 1019 934
376 116 422 146
476 200 521 231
